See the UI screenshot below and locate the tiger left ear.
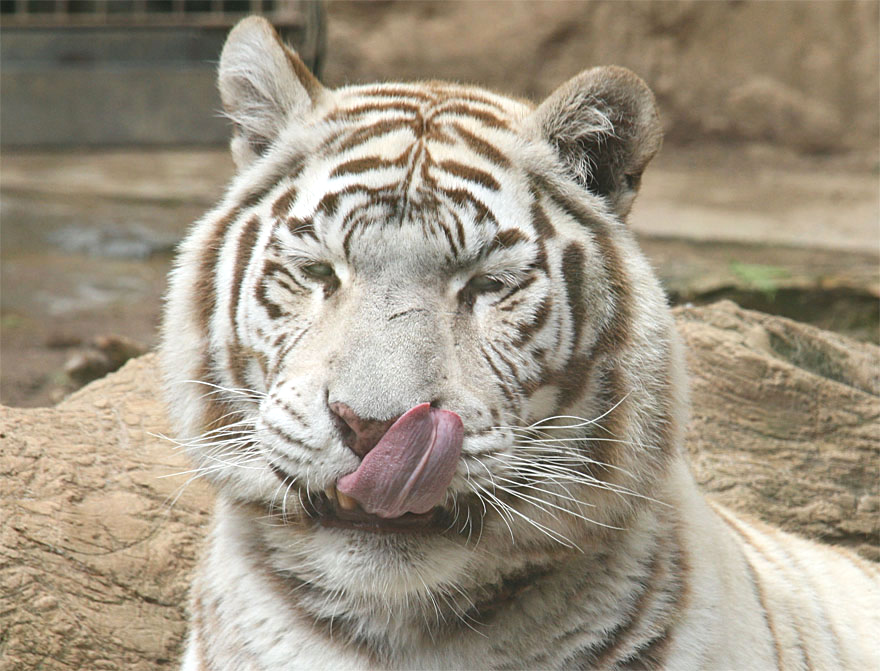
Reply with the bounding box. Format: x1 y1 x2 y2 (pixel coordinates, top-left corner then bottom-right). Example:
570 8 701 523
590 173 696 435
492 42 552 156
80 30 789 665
218 16 327 170
526 66 662 220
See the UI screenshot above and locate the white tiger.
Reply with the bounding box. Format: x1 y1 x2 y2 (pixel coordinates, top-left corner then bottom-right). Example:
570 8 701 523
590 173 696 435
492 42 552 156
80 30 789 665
160 16 880 671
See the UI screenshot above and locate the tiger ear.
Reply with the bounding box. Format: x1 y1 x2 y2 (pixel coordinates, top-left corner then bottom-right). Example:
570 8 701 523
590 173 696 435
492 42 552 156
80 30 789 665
526 66 662 220
218 16 326 169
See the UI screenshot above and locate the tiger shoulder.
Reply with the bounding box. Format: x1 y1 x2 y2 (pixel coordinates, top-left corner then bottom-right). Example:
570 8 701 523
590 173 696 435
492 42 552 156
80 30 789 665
160 15 880 671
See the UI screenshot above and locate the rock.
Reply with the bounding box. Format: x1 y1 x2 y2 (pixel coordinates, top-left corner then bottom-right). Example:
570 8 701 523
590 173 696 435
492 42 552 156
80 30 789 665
675 301 879 561
0 355 212 671
1 302 877 668
63 334 149 388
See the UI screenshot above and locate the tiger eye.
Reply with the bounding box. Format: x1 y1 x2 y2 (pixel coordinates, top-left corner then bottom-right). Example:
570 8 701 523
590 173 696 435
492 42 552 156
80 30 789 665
302 262 336 280
468 275 506 294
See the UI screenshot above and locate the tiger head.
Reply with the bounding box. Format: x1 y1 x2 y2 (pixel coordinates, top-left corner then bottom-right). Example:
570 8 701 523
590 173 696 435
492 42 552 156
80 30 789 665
161 17 684 607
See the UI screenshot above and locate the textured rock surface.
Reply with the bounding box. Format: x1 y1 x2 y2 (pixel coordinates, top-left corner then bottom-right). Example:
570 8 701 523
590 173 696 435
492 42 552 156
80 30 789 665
0 356 212 670
1 302 877 669
678 301 879 562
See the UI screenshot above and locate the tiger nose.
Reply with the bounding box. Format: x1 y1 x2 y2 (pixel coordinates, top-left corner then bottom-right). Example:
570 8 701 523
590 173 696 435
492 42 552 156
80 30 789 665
329 402 399 458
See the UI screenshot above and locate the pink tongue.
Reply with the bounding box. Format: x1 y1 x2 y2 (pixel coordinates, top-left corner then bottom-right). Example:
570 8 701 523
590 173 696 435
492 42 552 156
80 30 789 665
336 403 463 519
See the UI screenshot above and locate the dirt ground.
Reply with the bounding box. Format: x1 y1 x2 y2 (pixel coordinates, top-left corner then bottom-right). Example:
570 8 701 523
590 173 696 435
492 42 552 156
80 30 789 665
1 1 878 407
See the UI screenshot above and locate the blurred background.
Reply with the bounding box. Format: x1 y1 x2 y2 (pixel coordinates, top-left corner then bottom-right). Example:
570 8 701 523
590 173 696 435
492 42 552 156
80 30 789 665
1 0 878 406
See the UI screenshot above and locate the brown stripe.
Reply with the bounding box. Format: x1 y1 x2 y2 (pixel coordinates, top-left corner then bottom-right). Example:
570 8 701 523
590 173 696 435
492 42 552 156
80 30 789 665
256 262 291 320
194 358 239 434
268 324 312 381
553 354 596 419
512 294 552 347
426 85 509 111
488 341 521 381
715 507 786 669
357 86 438 103
621 524 692 669
269 394 310 429
530 198 557 239
422 120 458 146
227 215 262 388
561 242 587 352
438 159 501 191
431 217 460 256
286 217 318 240
487 228 528 253
271 185 298 219
440 187 497 227
195 209 239 337
325 101 422 123
266 259 307 294
534 173 632 357
495 274 538 308
330 151 410 179
226 343 266 394
229 216 262 334
446 206 467 249
451 121 511 168
434 103 511 129
192 178 275 339
263 420 313 455
466 563 553 622
247 522 382 666
332 118 417 154
583 540 666 669
481 344 517 406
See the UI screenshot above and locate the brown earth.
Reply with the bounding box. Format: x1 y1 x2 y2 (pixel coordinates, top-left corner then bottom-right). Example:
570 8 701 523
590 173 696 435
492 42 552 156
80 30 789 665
1 302 877 670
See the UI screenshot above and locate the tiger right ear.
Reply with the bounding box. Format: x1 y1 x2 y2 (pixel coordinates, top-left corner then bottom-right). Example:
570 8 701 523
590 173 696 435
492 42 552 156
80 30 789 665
526 66 662 220
218 16 326 169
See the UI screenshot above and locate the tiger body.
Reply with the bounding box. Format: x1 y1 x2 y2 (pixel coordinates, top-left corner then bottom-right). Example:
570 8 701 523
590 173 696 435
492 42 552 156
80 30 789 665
161 17 880 670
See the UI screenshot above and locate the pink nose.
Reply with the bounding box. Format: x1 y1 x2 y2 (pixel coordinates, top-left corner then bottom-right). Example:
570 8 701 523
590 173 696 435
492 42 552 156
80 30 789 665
329 402 399 458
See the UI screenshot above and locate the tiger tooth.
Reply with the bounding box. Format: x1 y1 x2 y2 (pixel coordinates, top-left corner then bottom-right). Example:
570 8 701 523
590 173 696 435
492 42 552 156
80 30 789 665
336 491 358 511
324 485 337 502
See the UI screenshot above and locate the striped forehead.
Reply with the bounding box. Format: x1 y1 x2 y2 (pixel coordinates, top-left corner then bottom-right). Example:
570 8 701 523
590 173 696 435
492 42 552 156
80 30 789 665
271 82 536 261
314 83 527 196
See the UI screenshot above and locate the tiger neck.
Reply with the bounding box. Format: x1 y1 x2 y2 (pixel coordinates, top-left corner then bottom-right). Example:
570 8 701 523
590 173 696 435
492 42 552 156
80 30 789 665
214 497 688 665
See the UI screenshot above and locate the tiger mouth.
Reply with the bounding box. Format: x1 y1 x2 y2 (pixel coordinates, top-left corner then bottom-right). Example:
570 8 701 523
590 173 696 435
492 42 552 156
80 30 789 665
315 485 447 534
271 463 451 534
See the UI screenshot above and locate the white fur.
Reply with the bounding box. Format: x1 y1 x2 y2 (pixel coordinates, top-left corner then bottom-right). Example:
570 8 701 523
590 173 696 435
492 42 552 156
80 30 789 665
162 17 880 671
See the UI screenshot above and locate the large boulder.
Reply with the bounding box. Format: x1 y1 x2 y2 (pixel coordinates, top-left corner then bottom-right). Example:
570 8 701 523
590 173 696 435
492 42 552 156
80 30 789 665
0 357 212 670
1 301 877 669
678 301 879 561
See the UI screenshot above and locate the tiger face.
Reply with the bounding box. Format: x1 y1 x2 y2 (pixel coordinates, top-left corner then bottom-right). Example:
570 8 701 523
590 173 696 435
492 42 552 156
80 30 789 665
161 17 681 604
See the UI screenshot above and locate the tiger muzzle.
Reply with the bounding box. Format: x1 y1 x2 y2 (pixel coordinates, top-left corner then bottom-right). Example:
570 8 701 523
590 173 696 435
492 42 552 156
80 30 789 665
332 402 464 520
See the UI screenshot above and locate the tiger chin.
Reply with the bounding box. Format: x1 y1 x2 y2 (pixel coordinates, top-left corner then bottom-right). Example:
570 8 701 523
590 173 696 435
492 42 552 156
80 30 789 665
160 16 879 671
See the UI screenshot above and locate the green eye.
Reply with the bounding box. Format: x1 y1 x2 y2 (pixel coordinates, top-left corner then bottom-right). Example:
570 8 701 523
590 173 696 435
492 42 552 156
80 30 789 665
302 262 336 280
468 275 506 293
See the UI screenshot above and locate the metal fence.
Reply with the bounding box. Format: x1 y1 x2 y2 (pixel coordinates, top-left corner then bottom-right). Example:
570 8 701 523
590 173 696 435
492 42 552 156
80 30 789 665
0 0 326 146
1 1 301 27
